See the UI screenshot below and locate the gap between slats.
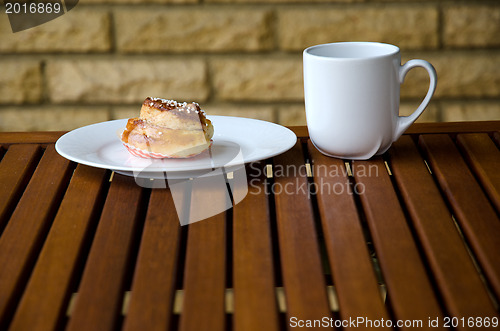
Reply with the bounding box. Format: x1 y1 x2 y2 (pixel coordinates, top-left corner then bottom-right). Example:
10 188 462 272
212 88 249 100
300 145 333 288
302 143 390 317
455 134 500 216
388 138 500 320
264 159 284 289
0 145 44 236
347 160 389 287
0 149 77 330
268 151 382 294
401 134 500 312
382 154 458 318
41 169 115 331
242 150 387 325
449 215 499 311
344 160 394 319
63 175 150 331
65 284 388 317
0 145 6 162
64 146 394 328
8 166 111 331
41 131 500 330
109 186 152 331
303 145 389 308
492 132 500 149
415 134 500 310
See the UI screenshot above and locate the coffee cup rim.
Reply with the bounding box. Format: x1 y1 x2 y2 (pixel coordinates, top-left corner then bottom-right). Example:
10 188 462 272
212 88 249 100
304 42 400 60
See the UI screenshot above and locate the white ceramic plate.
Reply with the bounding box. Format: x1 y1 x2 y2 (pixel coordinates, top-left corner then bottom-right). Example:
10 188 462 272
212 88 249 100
55 116 297 178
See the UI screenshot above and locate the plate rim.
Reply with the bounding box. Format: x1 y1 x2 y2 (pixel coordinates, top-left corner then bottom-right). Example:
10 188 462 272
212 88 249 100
55 115 297 173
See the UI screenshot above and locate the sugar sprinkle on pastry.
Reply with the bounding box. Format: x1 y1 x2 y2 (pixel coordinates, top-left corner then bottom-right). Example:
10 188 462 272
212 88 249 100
121 97 214 159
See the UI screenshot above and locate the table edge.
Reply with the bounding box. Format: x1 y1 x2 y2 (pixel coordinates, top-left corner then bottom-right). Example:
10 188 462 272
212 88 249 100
0 121 498 144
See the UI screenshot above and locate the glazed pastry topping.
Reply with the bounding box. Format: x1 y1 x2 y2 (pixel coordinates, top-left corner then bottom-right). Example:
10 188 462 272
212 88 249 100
121 97 214 159
144 97 203 114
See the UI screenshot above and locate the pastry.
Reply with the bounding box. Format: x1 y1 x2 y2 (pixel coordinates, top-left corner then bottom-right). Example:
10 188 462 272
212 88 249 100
121 97 214 158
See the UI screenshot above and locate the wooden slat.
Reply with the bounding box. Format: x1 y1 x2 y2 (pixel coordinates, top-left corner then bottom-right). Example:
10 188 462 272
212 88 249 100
8 165 108 331
419 134 500 300
457 134 500 214
233 162 279 331
286 121 500 140
65 174 144 331
0 121 497 145
123 188 181 331
178 172 230 331
390 137 498 322
0 132 65 145
0 144 41 230
406 121 500 134
352 158 444 326
288 126 308 139
272 143 331 324
307 141 389 324
0 146 72 329
290 121 500 137
179 214 226 331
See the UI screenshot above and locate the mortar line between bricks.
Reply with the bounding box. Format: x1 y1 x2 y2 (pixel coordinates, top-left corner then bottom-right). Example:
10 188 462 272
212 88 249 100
108 10 117 54
437 1 445 50
3 48 500 59
40 61 49 105
436 100 444 123
2 1 497 12
269 6 279 52
205 59 215 104
72 1 500 10
2 98 500 109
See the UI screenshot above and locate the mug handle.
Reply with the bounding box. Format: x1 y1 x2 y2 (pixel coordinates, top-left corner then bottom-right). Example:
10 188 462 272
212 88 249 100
394 59 437 140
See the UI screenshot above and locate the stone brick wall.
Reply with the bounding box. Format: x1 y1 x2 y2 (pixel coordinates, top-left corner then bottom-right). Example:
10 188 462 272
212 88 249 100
0 0 499 131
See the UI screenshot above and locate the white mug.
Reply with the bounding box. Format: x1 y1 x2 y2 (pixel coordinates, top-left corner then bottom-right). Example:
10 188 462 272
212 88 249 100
303 42 437 160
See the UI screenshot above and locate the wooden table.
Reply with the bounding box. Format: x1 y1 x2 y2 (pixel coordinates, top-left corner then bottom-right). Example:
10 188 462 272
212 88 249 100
0 121 499 331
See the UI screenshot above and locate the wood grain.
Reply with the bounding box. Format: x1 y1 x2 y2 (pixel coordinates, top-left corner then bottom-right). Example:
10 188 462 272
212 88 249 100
123 188 181 331
0 123 497 331
179 214 226 331
0 132 65 145
290 121 500 136
233 162 279 331
0 146 72 329
405 121 500 134
289 121 500 138
178 172 229 331
0 121 497 146
352 158 444 327
288 126 308 139
419 134 500 301
390 136 498 322
0 144 41 230
456 133 500 214
8 165 108 331
273 143 331 325
307 141 389 325
65 174 144 331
